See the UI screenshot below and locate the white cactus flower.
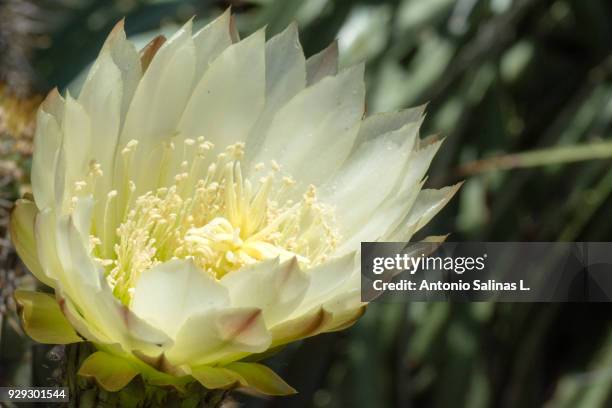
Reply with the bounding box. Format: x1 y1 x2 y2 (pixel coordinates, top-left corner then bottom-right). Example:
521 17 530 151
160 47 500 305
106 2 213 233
10 10 459 395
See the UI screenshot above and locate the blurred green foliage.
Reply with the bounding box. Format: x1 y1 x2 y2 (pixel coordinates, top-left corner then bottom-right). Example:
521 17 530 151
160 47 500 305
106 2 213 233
2 0 612 407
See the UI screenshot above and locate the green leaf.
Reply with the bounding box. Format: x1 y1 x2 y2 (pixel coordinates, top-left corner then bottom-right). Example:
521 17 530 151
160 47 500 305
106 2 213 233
78 351 140 392
225 362 297 396
14 290 82 344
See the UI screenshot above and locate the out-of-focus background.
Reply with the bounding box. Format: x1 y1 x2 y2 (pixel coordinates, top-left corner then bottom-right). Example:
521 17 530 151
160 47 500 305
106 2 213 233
1 0 612 407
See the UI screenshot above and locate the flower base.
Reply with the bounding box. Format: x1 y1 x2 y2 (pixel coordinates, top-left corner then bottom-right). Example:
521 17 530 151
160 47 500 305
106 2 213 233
62 343 229 408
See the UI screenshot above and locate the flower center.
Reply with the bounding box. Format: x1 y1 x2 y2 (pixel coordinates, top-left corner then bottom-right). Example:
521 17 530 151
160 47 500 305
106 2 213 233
88 139 338 305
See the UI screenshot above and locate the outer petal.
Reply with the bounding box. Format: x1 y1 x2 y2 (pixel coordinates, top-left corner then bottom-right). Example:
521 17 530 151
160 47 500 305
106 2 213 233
392 183 462 238
14 290 82 344
139 35 166 72
270 268 365 347
220 258 308 326
395 139 442 195
345 141 445 245
54 212 101 291
192 9 233 80
60 95 91 203
40 87 65 124
273 287 364 345
62 229 171 354
78 351 139 392
131 259 229 338
245 24 306 162
31 104 62 210
41 200 171 353
335 180 422 254
117 20 196 196
166 308 271 367
262 23 305 115
282 287 364 338
77 50 122 231
353 105 425 148
306 41 338 85
270 307 333 347
55 287 114 344
292 253 357 316
117 21 195 147
10 199 52 286
321 289 365 331
101 20 142 120
253 64 365 187
177 30 266 157
320 121 420 237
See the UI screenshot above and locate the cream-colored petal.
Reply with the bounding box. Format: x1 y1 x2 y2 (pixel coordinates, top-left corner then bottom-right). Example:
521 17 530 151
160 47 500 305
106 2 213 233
335 184 421 254
49 211 122 341
335 140 441 253
31 111 61 210
396 183 462 236
34 207 119 347
254 64 365 187
55 286 114 344
320 121 419 237
117 20 196 196
77 52 123 234
321 288 363 328
177 29 265 156
166 307 271 367
10 199 52 286
35 209 65 284
101 20 142 120
353 105 425 148
270 307 333 346
55 213 101 291
271 287 364 345
139 35 166 73
220 258 308 326
40 87 65 125
292 253 356 316
263 23 305 108
395 140 442 195
44 203 170 352
229 13 240 42
78 51 122 164
245 24 306 163
60 95 91 203
192 9 233 80
131 259 229 338
53 146 67 209
306 41 338 85
71 196 94 244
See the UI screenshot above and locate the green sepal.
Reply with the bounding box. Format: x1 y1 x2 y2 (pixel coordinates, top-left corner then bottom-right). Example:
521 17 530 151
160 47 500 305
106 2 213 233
78 351 140 392
97 344 192 392
14 290 82 344
191 365 243 390
240 345 286 362
144 368 192 392
226 362 296 395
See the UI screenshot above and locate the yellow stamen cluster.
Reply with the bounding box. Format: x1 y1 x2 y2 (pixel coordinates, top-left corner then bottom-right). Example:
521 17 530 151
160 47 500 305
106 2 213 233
81 139 338 305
